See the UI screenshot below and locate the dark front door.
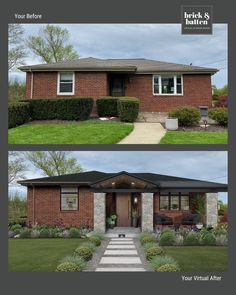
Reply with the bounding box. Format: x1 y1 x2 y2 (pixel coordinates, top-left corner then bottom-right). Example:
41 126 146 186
116 193 131 227
110 76 125 96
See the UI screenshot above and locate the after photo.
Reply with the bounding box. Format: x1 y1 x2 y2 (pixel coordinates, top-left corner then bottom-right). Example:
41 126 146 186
8 151 228 272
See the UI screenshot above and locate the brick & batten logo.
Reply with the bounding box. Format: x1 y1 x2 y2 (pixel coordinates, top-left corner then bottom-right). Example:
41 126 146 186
181 5 213 34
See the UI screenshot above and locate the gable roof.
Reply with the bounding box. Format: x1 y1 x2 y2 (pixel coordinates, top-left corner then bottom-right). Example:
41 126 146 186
18 170 227 192
19 57 218 74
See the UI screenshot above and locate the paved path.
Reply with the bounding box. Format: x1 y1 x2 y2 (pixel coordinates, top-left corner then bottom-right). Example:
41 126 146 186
118 123 166 144
95 238 146 272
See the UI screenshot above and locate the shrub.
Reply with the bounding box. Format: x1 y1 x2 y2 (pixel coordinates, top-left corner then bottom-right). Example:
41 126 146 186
10 224 22 234
19 229 32 238
145 246 164 261
96 97 118 117
62 229 70 238
8 102 31 128
88 236 101 246
139 233 156 245
56 262 81 272
159 231 175 246
8 230 16 238
26 98 93 121
74 246 93 261
201 233 216 246
215 96 228 107
143 242 159 252
150 255 178 271
175 234 184 246
156 263 180 272
31 230 40 238
117 97 139 122
208 107 228 126
81 242 96 252
60 255 87 270
69 227 81 238
215 235 228 246
184 232 200 246
169 106 200 127
39 228 50 238
91 231 105 240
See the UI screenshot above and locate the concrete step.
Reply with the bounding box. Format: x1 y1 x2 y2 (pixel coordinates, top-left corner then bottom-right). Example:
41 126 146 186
95 267 146 272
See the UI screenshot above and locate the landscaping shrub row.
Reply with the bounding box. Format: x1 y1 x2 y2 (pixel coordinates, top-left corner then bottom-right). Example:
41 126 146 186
96 96 140 122
56 232 104 272
8 224 92 239
8 102 31 128
139 232 180 272
8 96 140 128
168 106 228 127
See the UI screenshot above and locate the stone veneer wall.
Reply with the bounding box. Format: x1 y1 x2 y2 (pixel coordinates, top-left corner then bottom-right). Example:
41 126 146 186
206 193 218 227
141 193 153 232
94 193 106 233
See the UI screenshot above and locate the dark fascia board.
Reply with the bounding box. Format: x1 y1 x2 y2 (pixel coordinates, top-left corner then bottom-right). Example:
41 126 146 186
91 188 158 193
160 188 227 193
90 171 159 187
17 181 91 187
18 66 137 72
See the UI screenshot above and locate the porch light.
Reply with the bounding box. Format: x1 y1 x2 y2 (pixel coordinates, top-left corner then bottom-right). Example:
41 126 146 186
112 182 115 187
131 182 135 186
134 197 138 204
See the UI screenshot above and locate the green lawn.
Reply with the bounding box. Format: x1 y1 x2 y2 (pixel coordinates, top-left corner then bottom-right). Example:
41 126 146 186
8 121 134 144
8 239 84 272
163 246 228 272
160 131 227 144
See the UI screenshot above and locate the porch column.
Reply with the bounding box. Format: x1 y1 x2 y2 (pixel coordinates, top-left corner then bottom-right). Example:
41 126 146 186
141 193 153 232
205 193 218 228
93 193 106 233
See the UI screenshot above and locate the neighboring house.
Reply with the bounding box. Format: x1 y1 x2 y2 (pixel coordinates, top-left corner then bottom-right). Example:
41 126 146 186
18 171 227 232
19 57 217 112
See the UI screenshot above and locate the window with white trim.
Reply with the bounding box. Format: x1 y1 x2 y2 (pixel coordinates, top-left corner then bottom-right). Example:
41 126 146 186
153 75 183 95
61 187 78 210
57 72 74 95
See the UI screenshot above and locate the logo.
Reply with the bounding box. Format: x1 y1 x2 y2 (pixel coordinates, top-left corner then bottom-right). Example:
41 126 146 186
181 5 213 34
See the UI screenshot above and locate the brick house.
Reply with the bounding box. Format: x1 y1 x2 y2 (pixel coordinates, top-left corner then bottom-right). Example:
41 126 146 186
18 171 227 232
19 57 217 113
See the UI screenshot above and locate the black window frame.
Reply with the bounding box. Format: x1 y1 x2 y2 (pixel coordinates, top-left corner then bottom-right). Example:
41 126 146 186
160 193 190 211
60 186 79 211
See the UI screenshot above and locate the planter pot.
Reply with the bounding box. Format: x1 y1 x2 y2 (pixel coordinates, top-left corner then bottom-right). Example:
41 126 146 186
196 223 203 230
165 118 178 130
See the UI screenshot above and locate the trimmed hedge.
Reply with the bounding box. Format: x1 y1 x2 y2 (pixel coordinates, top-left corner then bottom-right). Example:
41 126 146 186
8 102 31 128
21 97 94 121
169 106 201 127
208 107 228 126
117 97 140 122
96 97 118 117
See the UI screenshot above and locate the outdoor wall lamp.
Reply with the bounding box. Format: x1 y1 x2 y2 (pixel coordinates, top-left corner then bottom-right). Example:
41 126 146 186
134 197 138 204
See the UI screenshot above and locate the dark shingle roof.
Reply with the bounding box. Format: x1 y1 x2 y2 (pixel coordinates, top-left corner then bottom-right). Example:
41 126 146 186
18 170 227 191
19 57 218 74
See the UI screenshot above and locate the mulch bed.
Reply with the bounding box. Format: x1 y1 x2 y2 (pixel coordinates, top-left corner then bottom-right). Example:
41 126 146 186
161 123 227 132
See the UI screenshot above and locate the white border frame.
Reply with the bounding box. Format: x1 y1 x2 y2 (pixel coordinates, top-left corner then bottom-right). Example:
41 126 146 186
57 72 75 95
152 74 184 96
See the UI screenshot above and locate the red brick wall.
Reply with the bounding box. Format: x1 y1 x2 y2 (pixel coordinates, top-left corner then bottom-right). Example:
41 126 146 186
125 74 212 112
25 72 212 112
27 186 94 228
25 72 109 99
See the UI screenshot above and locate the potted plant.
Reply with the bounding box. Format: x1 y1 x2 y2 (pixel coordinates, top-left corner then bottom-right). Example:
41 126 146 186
132 210 139 228
106 214 117 229
192 195 206 228
165 117 178 130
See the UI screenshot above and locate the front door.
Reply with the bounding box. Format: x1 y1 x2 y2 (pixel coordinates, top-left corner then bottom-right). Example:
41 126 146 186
110 76 125 96
116 193 131 226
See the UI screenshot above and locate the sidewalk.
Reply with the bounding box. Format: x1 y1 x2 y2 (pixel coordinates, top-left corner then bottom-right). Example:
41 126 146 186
118 123 166 144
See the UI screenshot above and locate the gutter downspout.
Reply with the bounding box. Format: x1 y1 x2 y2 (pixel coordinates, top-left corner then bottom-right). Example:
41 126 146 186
30 69 34 99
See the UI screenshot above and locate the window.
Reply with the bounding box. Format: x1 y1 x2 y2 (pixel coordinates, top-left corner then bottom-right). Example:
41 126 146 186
170 195 179 210
160 194 189 211
153 75 183 95
61 187 78 210
160 196 169 210
57 72 74 95
181 195 190 210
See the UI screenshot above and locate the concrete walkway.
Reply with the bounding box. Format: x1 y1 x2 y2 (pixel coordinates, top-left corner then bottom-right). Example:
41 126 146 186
118 123 166 144
95 238 146 272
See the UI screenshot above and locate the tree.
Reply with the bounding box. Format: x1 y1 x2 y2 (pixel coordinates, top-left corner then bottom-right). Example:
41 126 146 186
27 25 79 63
8 151 27 184
8 24 26 70
8 192 27 225
24 151 84 176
